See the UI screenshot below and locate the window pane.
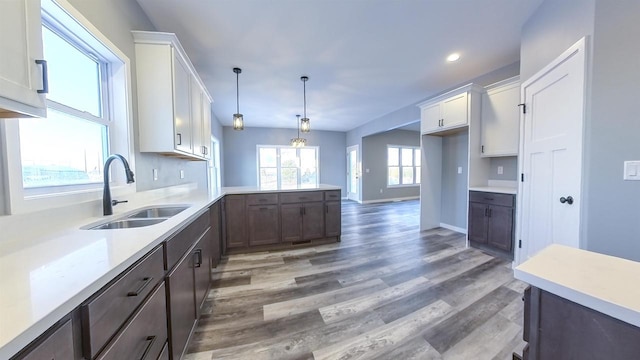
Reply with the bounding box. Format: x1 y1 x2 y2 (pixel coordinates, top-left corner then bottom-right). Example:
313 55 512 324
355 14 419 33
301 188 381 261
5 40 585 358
300 148 317 188
415 149 421 167
259 168 277 190
20 108 107 188
401 148 413 166
43 26 102 117
415 167 421 184
281 168 298 189
259 147 277 167
388 166 399 185
388 147 399 166
402 167 414 184
280 148 298 167
300 148 316 169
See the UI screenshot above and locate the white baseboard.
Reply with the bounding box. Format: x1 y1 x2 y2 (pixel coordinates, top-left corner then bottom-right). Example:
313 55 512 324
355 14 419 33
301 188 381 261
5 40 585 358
439 223 467 234
361 196 419 204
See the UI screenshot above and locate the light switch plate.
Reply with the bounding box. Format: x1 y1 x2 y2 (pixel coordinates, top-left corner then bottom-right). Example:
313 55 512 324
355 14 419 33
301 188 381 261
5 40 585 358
623 161 640 180
497 166 504 175
457 166 462 174
153 169 158 181
180 170 185 179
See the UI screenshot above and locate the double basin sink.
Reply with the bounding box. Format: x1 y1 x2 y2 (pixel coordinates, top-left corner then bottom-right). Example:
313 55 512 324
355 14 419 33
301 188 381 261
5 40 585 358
86 206 189 230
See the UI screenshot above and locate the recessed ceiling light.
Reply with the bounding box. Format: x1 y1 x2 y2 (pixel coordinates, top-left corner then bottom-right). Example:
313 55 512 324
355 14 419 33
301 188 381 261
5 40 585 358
447 53 460 62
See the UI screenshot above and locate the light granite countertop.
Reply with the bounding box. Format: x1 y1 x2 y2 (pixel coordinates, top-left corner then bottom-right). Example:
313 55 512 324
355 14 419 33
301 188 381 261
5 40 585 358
0 184 340 359
514 244 640 328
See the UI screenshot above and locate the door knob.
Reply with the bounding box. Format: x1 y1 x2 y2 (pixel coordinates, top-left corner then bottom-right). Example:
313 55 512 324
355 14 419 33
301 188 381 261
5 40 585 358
559 196 574 205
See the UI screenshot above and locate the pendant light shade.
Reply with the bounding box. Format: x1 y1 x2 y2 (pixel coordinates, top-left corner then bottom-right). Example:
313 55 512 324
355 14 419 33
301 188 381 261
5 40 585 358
291 114 307 147
300 76 310 133
232 67 244 130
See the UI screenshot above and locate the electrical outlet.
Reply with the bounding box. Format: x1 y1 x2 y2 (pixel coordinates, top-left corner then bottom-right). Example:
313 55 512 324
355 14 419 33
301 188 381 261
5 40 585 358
624 161 640 180
379 188 383 194
497 166 504 175
153 168 158 181
457 166 462 174
180 170 185 179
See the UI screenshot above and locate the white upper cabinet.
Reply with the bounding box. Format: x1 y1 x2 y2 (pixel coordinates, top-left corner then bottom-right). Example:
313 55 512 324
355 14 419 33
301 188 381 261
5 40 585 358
418 84 482 135
133 31 213 160
480 77 520 157
0 0 47 118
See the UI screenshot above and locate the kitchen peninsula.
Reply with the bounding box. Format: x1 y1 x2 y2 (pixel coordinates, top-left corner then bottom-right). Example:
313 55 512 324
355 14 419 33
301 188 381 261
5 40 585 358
0 184 341 359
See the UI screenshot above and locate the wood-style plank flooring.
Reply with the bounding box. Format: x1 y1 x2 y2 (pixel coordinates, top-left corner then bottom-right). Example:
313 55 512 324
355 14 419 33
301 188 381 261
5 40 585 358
185 200 526 360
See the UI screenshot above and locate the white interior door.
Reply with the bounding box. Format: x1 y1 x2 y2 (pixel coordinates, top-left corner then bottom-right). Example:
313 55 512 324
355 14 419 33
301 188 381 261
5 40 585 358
517 38 586 264
347 145 358 201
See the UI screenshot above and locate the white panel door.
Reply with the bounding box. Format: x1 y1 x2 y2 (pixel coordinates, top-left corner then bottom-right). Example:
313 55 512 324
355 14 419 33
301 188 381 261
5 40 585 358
518 38 586 263
346 145 358 201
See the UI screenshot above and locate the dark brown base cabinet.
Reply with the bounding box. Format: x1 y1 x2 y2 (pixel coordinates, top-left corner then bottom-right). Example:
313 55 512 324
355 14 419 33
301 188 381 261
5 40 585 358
519 286 640 359
468 191 514 258
224 190 341 253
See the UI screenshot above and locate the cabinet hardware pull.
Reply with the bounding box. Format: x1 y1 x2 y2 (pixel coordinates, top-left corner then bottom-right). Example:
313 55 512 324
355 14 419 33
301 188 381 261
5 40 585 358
127 277 153 297
481 145 484 153
35 59 49 94
194 249 203 268
484 208 488 217
176 133 182 145
484 197 494 201
326 205 329 213
139 335 157 360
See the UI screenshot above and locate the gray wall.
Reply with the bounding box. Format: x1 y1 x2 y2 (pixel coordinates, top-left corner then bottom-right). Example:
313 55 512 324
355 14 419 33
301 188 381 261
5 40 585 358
361 130 420 202
223 127 346 195
441 131 469 229
489 156 518 181
521 0 640 261
68 0 215 192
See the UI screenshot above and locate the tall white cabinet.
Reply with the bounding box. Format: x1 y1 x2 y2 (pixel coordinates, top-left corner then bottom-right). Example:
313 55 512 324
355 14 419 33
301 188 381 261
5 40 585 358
0 0 47 118
133 31 213 160
480 77 520 157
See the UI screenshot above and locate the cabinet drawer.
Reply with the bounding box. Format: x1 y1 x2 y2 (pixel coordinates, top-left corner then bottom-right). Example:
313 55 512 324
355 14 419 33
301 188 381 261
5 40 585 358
165 209 211 270
81 245 164 359
97 282 167 360
246 193 278 205
17 319 74 360
469 191 514 207
280 191 323 203
324 190 341 201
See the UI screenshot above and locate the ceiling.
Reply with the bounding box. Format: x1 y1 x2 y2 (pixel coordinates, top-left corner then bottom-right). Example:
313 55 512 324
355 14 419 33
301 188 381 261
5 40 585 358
135 0 542 132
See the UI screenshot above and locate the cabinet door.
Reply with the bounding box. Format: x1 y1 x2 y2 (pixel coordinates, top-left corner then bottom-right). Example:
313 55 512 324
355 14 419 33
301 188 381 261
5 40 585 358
325 201 341 238
302 202 325 241
224 196 247 249
210 201 222 267
468 202 488 244
193 231 211 314
442 92 468 128
281 203 302 242
172 50 192 154
201 95 212 159
481 81 520 156
487 205 514 252
0 0 46 117
166 250 196 360
420 102 441 134
19 319 74 360
248 205 280 246
190 78 204 157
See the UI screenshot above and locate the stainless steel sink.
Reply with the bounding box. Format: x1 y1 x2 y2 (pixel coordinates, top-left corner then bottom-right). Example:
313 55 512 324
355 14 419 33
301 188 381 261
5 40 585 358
89 218 166 230
126 206 188 219
84 205 190 230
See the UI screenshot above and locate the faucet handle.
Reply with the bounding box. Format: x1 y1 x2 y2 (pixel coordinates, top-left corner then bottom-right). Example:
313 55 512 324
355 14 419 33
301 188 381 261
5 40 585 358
111 199 128 207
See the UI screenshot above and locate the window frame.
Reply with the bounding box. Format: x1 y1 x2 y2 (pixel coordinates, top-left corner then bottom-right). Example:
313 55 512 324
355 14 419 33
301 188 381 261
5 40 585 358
0 0 135 215
257 145 320 190
387 145 421 187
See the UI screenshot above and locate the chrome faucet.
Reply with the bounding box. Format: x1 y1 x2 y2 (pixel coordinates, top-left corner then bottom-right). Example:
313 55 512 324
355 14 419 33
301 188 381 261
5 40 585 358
103 154 135 215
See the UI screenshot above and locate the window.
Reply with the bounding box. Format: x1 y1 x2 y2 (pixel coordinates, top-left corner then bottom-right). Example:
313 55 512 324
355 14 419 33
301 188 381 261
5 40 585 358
388 146 420 186
20 25 109 189
258 146 319 190
0 0 133 214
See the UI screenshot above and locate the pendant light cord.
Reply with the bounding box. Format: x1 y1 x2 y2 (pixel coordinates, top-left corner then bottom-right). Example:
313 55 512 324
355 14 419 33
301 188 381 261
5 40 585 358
236 72 240 114
303 78 307 119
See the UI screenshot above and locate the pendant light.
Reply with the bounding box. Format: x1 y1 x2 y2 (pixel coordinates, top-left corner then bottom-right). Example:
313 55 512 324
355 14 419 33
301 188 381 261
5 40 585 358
300 76 310 133
291 114 307 147
232 67 244 130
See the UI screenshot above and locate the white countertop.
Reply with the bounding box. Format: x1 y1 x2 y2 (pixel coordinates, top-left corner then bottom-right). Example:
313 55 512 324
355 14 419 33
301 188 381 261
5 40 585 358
468 186 517 195
0 184 340 358
514 244 640 327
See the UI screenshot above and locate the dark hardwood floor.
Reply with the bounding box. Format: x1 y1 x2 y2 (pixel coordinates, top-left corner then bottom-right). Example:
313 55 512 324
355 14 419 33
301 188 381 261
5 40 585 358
185 200 526 360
